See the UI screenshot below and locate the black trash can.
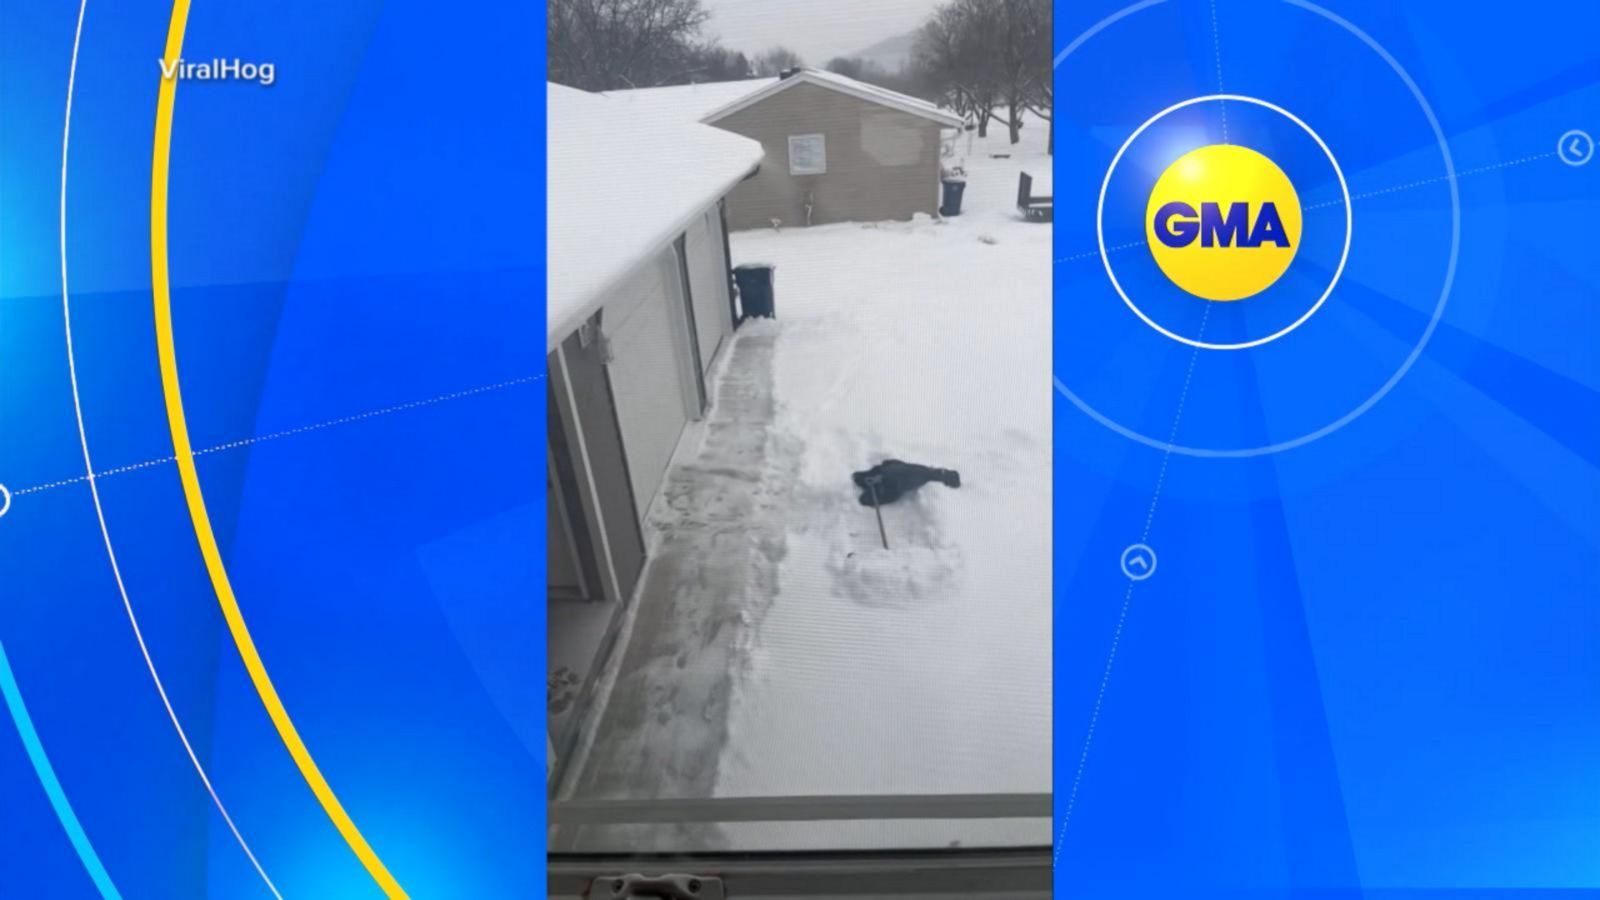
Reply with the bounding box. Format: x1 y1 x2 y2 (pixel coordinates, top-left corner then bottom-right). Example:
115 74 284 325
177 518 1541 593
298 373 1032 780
733 264 775 321
940 178 967 216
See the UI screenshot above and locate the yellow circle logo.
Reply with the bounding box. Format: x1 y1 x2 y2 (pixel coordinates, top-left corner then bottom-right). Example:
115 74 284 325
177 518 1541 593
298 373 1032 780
1145 144 1302 301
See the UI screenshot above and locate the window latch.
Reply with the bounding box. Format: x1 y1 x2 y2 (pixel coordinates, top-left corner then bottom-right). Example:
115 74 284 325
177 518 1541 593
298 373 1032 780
590 874 725 899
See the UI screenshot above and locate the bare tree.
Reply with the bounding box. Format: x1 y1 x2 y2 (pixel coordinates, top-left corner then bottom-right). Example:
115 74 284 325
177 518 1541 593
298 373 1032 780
684 44 756 83
913 0 1003 136
753 46 805 76
999 0 1050 148
1030 57 1053 155
548 0 712 91
913 0 1049 146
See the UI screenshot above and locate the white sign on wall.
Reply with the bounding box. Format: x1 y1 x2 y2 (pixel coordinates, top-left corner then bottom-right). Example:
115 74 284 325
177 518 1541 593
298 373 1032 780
788 133 826 175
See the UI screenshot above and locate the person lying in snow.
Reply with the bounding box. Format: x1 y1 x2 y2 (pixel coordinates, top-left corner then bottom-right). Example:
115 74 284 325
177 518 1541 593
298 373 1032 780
852 459 961 506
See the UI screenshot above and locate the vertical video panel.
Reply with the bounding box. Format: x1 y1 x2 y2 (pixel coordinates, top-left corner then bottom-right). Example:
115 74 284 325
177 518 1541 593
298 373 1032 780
545 0 1054 890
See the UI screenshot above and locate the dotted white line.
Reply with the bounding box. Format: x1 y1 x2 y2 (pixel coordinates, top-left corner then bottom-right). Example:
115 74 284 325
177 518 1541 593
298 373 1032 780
1209 0 1227 143
97 456 178 478
1055 579 1134 866
14 475 90 497
1305 151 1556 210
1141 301 1210 540
11 374 542 499
1061 149 1557 265
193 374 543 458
1058 238 1147 264
1056 299 1211 863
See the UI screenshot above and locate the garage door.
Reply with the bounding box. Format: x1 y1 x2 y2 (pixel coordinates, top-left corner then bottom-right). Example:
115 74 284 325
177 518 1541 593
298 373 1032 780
606 251 692 524
685 208 731 375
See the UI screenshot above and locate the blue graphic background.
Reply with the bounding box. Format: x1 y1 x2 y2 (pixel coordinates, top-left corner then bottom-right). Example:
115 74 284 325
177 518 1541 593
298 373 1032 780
1055 0 1600 896
4 0 1598 896
0 1 545 897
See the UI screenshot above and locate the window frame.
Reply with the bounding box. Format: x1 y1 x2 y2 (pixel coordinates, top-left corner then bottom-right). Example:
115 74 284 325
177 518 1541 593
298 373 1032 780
787 133 827 175
549 846 1050 898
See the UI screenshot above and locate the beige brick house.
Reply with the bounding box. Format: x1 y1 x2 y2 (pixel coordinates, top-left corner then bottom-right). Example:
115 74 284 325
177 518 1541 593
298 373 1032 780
607 69 965 230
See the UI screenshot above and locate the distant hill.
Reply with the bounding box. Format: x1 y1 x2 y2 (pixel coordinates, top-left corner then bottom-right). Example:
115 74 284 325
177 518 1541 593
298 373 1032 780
850 30 917 72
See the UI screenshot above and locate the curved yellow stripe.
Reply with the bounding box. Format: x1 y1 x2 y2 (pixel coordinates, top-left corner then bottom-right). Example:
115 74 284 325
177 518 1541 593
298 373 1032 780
151 4 407 897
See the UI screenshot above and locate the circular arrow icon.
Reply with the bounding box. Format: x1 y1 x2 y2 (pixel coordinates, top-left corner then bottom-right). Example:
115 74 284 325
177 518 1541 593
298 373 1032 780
1558 129 1594 167
1120 543 1157 581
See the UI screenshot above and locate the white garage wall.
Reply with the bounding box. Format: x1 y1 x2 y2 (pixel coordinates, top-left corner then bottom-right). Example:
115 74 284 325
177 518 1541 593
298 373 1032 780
685 207 732 376
605 249 695 524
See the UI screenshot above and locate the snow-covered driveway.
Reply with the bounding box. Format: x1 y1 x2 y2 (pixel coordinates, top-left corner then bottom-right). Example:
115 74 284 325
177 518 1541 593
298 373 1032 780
567 124 1052 850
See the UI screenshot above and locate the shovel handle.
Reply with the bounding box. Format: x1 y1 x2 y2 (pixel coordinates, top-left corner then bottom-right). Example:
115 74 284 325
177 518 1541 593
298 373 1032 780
866 478 889 550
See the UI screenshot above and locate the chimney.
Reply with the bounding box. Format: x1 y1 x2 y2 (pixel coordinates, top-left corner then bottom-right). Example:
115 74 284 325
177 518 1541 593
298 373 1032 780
780 66 801 80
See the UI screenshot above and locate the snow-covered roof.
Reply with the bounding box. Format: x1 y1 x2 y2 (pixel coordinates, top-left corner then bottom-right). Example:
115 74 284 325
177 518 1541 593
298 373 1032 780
606 69 965 130
706 69 964 128
602 77 779 125
548 83 764 351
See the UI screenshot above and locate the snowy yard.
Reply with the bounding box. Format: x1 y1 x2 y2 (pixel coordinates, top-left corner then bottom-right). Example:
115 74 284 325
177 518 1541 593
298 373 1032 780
562 119 1052 850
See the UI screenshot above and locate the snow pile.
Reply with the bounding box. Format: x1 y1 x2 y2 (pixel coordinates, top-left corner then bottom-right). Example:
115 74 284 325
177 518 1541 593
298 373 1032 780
546 83 764 350
708 118 1053 842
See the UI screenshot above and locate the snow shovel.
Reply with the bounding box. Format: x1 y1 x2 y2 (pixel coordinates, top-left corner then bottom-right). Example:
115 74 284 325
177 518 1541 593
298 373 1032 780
863 475 890 550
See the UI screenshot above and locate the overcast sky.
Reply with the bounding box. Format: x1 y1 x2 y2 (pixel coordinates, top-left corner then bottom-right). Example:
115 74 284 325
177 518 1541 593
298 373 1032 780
700 0 943 65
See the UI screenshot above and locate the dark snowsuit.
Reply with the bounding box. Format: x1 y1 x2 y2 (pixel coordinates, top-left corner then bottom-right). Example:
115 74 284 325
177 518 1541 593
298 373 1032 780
852 459 961 506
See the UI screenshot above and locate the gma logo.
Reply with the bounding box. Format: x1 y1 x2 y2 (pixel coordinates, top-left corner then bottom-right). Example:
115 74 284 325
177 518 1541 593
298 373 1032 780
1144 144 1302 301
1152 201 1291 249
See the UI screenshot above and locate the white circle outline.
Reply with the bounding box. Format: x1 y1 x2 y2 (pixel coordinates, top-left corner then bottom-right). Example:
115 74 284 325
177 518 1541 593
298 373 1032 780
1055 0 1461 458
0 484 11 520
1097 94 1353 351
1120 543 1157 581
1557 128 1594 167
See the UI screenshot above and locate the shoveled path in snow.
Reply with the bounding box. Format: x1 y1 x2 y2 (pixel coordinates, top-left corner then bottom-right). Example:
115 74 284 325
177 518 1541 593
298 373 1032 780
566 119 1052 852
703 126 1054 848
568 328 790 812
